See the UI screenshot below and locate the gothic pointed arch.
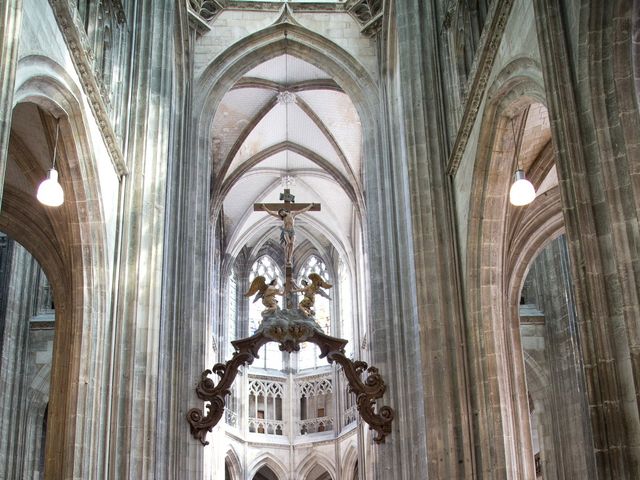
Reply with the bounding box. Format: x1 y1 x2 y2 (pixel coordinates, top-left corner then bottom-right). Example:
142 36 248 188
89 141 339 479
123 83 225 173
465 60 549 479
297 452 336 480
246 254 285 370
195 21 378 134
249 241 285 270
341 444 358 478
522 352 551 479
4 54 111 479
505 193 564 318
247 454 287 480
225 447 242 480
295 250 333 282
20 363 52 479
195 21 376 222
218 141 359 211
230 215 352 270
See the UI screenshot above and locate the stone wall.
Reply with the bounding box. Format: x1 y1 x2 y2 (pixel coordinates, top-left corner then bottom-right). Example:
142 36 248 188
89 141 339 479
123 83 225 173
16 0 121 260
193 7 378 84
450 0 543 277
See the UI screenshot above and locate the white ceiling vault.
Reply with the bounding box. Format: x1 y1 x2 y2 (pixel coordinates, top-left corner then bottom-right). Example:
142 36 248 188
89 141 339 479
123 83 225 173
213 54 363 263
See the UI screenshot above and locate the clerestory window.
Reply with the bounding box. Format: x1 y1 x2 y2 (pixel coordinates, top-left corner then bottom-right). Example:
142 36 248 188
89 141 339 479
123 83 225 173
249 256 284 370
296 255 331 370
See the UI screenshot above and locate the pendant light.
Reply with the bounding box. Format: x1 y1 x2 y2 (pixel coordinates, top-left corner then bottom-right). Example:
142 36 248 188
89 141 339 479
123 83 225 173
508 117 535 206
509 169 536 206
37 119 64 207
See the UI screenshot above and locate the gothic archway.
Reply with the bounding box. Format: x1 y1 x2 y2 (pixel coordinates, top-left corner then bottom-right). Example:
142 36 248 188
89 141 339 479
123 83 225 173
4 55 110 479
224 447 242 480
465 59 549 478
298 453 336 480
247 454 287 480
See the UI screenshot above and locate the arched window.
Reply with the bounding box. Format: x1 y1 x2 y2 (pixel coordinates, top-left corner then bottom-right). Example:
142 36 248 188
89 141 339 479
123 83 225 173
249 256 284 370
297 377 333 435
248 379 284 436
296 255 331 370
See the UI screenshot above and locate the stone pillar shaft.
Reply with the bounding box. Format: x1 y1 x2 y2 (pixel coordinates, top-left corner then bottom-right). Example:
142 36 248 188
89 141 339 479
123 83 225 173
534 237 596 478
0 0 23 209
368 1 472 478
154 3 209 478
533 0 640 477
0 245 38 479
107 1 176 478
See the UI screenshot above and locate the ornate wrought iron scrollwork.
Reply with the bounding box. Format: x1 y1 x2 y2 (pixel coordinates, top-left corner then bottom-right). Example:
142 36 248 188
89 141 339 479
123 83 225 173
325 352 394 443
187 310 394 445
187 341 267 445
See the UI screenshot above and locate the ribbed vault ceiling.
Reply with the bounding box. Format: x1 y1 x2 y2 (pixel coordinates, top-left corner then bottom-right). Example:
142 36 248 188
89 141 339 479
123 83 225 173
214 54 362 260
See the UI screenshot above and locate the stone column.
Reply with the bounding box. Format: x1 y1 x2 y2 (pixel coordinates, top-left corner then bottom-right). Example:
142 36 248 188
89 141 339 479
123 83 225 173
107 1 179 478
366 1 472 478
153 2 210 479
397 2 473 477
0 234 14 354
0 243 39 479
0 0 23 208
531 236 596 478
235 249 252 339
533 0 640 478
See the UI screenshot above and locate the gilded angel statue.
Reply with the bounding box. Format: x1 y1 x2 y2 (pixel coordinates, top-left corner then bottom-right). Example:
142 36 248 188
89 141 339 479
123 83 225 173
293 273 332 318
244 276 282 316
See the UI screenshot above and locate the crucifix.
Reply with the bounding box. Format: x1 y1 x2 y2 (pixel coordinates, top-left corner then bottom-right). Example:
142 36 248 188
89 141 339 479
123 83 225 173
188 189 395 447
254 188 321 305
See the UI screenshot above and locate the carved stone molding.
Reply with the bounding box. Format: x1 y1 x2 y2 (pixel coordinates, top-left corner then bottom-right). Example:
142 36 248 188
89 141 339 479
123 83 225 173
189 0 223 20
188 1 378 34
48 0 127 177
112 0 126 24
346 0 383 37
187 0 223 33
225 1 346 13
187 309 395 445
446 0 515 176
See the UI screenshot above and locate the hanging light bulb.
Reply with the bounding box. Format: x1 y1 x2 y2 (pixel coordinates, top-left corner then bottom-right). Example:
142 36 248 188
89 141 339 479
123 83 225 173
509 169 536 206
36 120 64 207
37 168 64 206
508 114 535 207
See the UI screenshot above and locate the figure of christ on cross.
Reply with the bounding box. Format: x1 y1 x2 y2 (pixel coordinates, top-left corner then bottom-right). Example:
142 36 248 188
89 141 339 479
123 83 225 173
254 189 321 305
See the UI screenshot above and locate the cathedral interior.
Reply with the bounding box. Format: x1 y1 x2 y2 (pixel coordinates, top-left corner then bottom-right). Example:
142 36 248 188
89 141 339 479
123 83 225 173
1 0 639 479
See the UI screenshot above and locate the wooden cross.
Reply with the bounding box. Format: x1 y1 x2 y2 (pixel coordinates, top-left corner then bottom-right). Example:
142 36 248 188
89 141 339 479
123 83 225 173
254 189 321 306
